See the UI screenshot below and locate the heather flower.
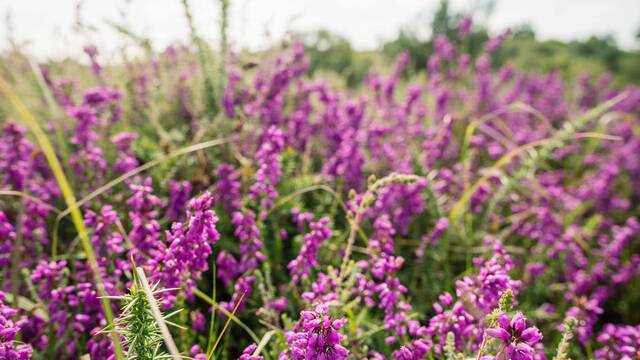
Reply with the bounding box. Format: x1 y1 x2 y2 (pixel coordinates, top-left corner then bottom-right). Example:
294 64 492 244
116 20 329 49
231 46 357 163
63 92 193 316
30 261 67 299
302 269 339 304
223 64 243 117
288 217 332 284
0 291 33 359
459 16 473 38
127 177 163 263
190 345 207 360
191 311 206 332
280 303 349 360
216 251 240 287
268 297 288 313
484 312 543 360
416 217 448 258
455 241 521 314
322 126 366 191
595 323 640 359
85 205 128 274
373 178 427 236
239 343 263 360
39 64 74 107
165 180 192 222
220 210 265 313
485 30 511 53
0 123 33 190
214 163 242 211
67 105 107 179
426 292 478 355
111 132 139 173
392 339 432 360
234 210 266 272
151 192 220 307
363 215 429 353
564 297 603 344
222 275 255 314
290 208 314 232
250 126 285 214
83 45 103 79
0 211 15 269
423 118 452 169
83 87 122 123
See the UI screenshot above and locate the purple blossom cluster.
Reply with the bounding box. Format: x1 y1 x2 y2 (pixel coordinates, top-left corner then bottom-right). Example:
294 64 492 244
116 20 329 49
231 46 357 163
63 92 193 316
0 292 32 359
280 304 349 360
483 312 543 360
288 217 332 284
595 323 640 359
250 125 285 215
150 192 220 307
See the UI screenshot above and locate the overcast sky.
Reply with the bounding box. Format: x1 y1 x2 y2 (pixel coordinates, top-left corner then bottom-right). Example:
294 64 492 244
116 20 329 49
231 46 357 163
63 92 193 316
1 0 639 60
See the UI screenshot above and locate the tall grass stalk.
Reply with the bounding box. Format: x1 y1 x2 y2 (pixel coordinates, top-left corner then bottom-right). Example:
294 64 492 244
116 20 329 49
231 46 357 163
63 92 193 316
28 60 71 169
51 137 231 256
449 93 627 221
193 288 260 344
207 290 246 360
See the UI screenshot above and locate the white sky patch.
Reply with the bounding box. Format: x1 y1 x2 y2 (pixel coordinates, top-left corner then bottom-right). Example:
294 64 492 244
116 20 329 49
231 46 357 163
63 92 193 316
0 0 638 60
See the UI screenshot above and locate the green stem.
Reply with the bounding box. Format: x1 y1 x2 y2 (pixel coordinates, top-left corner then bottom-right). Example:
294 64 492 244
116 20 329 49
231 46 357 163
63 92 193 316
194 288 260 344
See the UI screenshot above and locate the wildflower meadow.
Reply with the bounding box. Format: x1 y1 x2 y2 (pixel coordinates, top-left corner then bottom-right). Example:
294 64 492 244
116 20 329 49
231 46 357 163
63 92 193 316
1 2 640 359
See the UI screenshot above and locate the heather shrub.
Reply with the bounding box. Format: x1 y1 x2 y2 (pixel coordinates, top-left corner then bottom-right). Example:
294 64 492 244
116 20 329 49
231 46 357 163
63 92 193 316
0 12 639 360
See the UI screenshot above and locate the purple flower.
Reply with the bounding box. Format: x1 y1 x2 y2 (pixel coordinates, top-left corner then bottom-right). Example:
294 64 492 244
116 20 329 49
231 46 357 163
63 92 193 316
485 312 542 360
165 180 192 222
595 323 640 359
288 217 332 284
0 291 33 359
458 16 473 38
280 303 349 360
455 241 521 314
239 343 263 360
250 126 285 214
216 251 240 287
0 123 33 190
151 192 220 307
83 45 103 80
127 177 163 263
220 210 266 313
416 217 448 258
426 292 478 355
290 208 315 232
111 132 138 173
214 163 242 211
302 269 339 304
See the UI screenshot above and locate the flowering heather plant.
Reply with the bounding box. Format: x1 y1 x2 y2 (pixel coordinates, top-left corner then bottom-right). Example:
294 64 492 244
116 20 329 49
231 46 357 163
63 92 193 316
483 312 543 360
0 292 33 359
0 10 640 360
280 303 349 359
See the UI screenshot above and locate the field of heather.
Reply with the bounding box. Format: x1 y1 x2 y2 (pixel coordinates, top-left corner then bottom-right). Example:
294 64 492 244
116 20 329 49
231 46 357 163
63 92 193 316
1 1 640 359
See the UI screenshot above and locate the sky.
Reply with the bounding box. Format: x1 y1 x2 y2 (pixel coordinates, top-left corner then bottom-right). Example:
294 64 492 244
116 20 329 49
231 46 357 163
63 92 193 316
1 0 639 60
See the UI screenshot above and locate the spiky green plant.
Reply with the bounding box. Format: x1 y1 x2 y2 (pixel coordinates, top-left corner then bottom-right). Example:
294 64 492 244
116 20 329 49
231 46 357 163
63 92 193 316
104 270 182 360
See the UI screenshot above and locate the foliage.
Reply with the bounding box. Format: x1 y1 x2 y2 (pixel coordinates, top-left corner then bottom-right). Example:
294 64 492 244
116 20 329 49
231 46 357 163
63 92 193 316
0 4 640 360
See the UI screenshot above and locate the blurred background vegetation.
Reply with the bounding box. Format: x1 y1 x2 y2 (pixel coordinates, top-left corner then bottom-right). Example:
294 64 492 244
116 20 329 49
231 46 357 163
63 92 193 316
295 1 640 88
1 0 639 105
